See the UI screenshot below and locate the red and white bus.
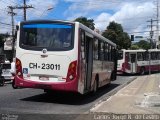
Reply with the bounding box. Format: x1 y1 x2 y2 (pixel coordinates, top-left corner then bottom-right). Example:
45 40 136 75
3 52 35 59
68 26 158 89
14 20 117 94
117 49 160 74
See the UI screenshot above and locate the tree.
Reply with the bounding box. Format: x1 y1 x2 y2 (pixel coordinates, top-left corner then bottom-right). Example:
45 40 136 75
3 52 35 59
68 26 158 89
133 40 150 50
130 44 140 50
75 17 95 30
102 21 131 50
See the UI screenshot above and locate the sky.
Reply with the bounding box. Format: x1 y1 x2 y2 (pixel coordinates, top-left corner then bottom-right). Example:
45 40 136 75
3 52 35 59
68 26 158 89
0 0 159 41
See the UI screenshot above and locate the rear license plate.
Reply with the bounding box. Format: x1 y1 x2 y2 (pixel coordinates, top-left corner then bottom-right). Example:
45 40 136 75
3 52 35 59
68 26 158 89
39 76 49 81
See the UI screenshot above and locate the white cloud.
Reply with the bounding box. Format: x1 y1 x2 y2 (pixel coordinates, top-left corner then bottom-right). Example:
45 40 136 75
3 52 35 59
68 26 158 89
94 13 111 30
0 0 58 34
63 0 156 39
93 1 155 39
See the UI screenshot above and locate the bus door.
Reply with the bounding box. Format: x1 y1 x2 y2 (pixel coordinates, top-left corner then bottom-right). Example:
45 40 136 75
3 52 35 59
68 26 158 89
130 53 137 73
84 33 93 91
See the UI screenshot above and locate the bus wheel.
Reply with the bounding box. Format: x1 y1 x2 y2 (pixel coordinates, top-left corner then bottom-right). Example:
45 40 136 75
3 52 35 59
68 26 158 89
140 67 145 75
12 80 18 89
0 80 4 86
44 89 53 94
111 71 115 81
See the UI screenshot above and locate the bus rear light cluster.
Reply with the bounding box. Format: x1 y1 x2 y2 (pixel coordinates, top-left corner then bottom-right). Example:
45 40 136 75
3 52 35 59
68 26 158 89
66 61 77 82
16 58 23 78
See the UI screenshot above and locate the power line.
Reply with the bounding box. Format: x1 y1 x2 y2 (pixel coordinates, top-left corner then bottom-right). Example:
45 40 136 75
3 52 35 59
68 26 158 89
10 0 34 21
0 22 12 26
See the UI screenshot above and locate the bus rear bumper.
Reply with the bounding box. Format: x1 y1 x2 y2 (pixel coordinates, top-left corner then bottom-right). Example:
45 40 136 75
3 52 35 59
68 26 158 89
14 76 78 93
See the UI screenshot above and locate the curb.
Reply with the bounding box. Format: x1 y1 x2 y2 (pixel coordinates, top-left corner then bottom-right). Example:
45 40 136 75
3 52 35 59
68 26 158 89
89 76 137 113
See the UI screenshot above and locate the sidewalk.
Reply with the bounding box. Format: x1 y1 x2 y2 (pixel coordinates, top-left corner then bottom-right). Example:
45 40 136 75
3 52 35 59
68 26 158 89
90 73 160 114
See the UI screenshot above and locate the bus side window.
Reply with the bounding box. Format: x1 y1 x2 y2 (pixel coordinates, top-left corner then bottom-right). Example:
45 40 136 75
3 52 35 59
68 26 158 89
111 46 114 61
156 52 158 60
98 40 101 60
81 30 85 59
144 52 149 60
104 43 108 61
137 52 143 61
131 54 136 63
93 38 98 60
108 44 111 61
151 52 156 60
158 52 160 60
100 42 104 60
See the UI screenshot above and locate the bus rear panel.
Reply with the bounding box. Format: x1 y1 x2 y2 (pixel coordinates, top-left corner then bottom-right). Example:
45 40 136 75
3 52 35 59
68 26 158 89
15 21 79 92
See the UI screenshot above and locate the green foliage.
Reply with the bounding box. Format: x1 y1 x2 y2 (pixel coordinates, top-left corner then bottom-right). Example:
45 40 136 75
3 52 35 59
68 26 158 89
130 44 140 50
102 21 131 50
133 40 150 50
75 17 95 30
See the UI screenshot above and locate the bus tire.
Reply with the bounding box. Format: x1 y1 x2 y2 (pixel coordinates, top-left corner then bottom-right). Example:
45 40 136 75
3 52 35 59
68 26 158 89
0 80 4 86
12 80 18 89
93 75 99 93
44 89 53 94
110 71 115 81
140 67 145 75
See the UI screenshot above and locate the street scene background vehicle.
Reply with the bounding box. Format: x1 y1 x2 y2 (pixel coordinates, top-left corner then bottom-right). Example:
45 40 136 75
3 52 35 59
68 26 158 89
117 49 160 75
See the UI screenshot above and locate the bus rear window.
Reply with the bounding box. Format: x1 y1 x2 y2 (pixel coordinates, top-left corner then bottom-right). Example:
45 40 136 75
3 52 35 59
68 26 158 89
20 23 74 51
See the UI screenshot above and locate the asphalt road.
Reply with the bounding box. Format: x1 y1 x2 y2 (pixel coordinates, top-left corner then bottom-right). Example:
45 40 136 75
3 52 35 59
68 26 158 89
0 75 136 115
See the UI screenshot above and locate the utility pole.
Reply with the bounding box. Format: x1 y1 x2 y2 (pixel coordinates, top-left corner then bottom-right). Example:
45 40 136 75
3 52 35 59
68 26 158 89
156 0 159 48
8 6 16 37
11 0 34 21
147 19 156 75
147 19 154 49
24 0 27 21
147 19 157 49
8 6 17 59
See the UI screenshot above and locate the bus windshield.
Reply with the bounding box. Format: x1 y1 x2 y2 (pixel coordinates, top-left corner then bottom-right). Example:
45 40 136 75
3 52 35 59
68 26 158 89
20 23 74 51
118 51 123 60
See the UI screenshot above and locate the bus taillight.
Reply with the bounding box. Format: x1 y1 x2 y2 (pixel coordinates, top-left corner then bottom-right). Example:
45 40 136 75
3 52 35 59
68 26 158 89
16 58 23 78
66 61 77 82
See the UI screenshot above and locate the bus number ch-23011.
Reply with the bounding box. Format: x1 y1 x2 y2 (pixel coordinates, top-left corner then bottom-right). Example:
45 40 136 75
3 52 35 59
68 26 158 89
29 63 60 70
